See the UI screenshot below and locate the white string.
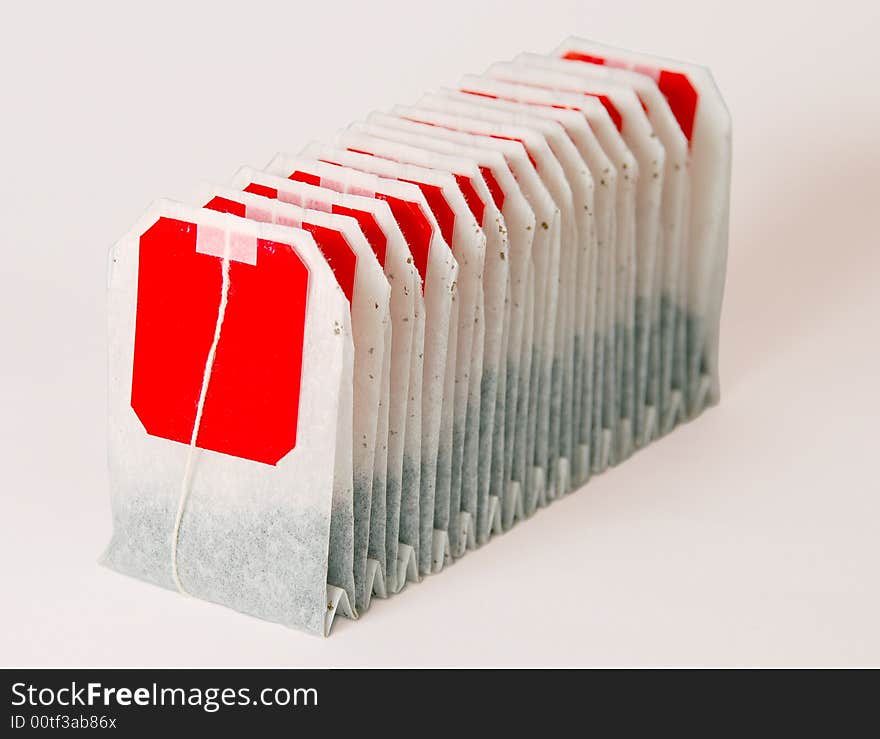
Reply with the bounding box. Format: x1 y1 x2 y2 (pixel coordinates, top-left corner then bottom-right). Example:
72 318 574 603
170 235 232 595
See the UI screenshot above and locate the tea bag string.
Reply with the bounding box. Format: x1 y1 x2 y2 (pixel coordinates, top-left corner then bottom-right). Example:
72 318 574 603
170 235 232 595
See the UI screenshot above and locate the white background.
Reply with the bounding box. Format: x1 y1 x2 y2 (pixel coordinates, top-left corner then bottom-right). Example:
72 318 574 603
1 0 878 667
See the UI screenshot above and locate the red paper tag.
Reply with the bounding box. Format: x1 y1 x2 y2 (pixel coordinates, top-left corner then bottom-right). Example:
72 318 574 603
399 178 455 247
131 216 308 465
330 204 388 268
478 166 505 210
453 173 486 226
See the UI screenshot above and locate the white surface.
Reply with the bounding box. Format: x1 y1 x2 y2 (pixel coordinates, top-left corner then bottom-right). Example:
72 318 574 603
1 0 878 667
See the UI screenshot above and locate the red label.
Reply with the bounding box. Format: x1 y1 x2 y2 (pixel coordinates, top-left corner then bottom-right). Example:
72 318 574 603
656 70 697 142
331 204 387 268
131 217 308 465
462 89 498 100
453 174 486 226
290 170 321 186
592 94 623 132
401 179 455 248
243 182 278 199
478 166 505 210
300 223 357 304
376 194 430 287
203 196 245 217
562 51 606 66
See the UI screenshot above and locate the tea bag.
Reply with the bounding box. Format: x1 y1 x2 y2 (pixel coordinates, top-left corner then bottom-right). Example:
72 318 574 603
300 142 487 558
554 37 732 417
442 79 635 471
386 104 558 517
195 184 390 613
519 54 690 437
474 69 637 465
226 166 423 600
442 80 612 486
423 91 596 495
103 200 355 636
399 99 568 514
360 112 537 530
485 61 663 456
265 154 457 589
334 125 510 545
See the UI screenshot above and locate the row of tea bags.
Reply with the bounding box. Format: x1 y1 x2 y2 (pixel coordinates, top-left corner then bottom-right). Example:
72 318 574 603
103 37 731 636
